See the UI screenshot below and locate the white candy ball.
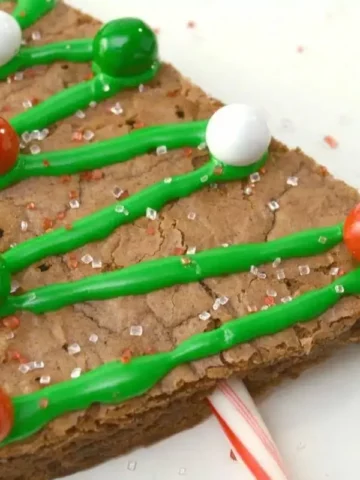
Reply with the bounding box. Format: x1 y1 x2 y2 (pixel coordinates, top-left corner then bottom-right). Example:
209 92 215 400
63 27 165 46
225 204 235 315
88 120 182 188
0 12 22 67
206 104 271 166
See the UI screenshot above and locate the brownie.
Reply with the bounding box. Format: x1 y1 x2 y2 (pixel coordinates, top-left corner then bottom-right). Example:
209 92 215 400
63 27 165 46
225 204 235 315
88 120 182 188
1 2 360 479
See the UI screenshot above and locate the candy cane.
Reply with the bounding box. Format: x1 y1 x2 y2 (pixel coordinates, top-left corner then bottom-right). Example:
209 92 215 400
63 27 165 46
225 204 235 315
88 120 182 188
208 379 288 480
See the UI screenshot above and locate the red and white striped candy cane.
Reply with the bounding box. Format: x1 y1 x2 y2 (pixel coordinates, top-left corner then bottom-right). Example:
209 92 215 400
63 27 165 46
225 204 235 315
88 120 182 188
208 378 288 480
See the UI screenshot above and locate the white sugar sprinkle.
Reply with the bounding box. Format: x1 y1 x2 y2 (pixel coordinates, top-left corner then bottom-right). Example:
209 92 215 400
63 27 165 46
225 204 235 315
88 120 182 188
115 204 125 213
83 130 95 141
318 236 327 244
14 71 24 81
186 246 197 255
69 199 80 209
281 296 293 303
67 343 81 355
110 102 123 115
213 298 221 311
19 364 30 374
200 175 209 183
39 128 49 140
298 265 310 276
39 375 51 385
89 101 97 108
187 212 196 220
146 207 158 220
250 265 258 275
266 289 277 297
197 142 207 150
272 257 281 268
11 280 20 293
222 243 229 248
138 83 145 93
81 254 93 264
91 259 103 269
257 272 267 279
199 311 211 321
219 296 229 305
268 200 279 212
31 130 41 141
276 269 286 280
112 186 124 199
6 332 15 340
250 172 261 183
330 267 340 276
127 461 137 471
22 99 33 109
20 141 26 149
179 467 187 475
30 144 41 155
89 333 99 343
130 325 143 336
33 361 45 369
31 30 42 41
244 186 253 196
287 176 299 186
156 145 167 155
103 84 110 92
164 177 172 184
20 220 28 232
71 367 82 379
335 285 344 294
75 110 86 119
261 305 269 311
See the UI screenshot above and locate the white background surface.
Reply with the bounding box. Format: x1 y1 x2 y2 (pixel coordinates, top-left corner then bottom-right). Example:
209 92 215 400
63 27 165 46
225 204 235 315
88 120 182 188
60 1 360 479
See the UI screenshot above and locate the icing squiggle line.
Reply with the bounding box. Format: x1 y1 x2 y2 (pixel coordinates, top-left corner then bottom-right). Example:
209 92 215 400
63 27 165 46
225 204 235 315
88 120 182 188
10 66 160 135
0 224 343 317
0 39 93 80
1 267 356 447
3 155 266 274
7 0 57 30
0 120 207 190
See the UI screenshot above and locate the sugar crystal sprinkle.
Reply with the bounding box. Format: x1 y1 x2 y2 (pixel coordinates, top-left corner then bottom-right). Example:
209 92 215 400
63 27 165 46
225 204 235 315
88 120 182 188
197 142 207 150
81 254 93 264
268 200 279 212
330 267 339 276
69 199 80 209
222 243 229 248
156 145 167 155
276 269 286 280
31 30 42 41
11 280 20 293
75 110 86 119
14 71 24 81
335 285 344 294
83 130 95 141
179 468 187 476
91 259 103 269
146 207 158 220
250 265 258 276
30 144 41 155
89 101 97 108
67 343 81 355
39 376 51 385
244 186 253 196
199 311 211 321
115 204 125 213
130 325 143 336
250 172 261 183
138 83 145 93
213 298 221 311
298 265 310 276
257 272 267 279
127 461 137 471
6 332 15 340
272 257 281 268
20 220 28 232
281 296 293 303
71 368 82 379
89 333 99 343
266 289 277 297
19 364 30 374
318 236 327 244
112 186 124 198
187 246 197 255
286 176 299 186
187 212 196 220
164 177 172 184
200 175 209 183
23 99 33 109
110 102 123 115
219 296 229 305
21 131 31 143
103 84 110 92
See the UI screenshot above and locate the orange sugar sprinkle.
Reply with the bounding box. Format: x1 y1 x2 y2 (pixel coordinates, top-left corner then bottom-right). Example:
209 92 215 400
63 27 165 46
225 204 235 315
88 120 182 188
183 147 193 157
324 135 338 149
42 218 53 231
43 160 50 167
56 211 66 221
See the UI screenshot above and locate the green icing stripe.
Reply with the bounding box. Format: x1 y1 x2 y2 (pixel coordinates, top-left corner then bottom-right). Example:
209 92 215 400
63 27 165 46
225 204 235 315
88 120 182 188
12 0 57 29
3 155 266 274
0 120 207 190
0 39 93 80
2 268 357 447
0 224 343 317
10 65 160 135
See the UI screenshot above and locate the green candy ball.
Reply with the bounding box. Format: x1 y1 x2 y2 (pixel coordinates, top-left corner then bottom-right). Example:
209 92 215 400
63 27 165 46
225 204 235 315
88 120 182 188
93 18 158 78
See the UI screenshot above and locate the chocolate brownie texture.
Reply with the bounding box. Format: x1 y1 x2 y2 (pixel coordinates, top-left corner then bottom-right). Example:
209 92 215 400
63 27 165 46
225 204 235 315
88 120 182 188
1 2 360 479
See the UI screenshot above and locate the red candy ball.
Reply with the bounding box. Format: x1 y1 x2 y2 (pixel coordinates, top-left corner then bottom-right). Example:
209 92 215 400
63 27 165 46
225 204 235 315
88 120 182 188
0 117 19 175
344 203 360 260
0 388 14 442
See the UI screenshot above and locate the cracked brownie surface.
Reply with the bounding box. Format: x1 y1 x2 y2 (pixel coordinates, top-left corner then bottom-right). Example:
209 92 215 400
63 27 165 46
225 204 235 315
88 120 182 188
1 1 360 478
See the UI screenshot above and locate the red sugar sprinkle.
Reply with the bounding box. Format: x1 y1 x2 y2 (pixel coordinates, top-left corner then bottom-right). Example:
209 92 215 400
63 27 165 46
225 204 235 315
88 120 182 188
56 211 66 220
324 135 338 149
120 348 132 364
319 165 329 176
2 316 20 330
259 167 267 175
297 45 304 53
338 268 345 276
166 89 180 98
174 247 186 255
72 131 83 142
187 20 196 28
119 189 129 200
32 97 39 106
183 147 193 157
26 202 36 210
68 190 78 199
64 223 73 231
91 169 104 180
264 296 276 307
60 175 71 183
146 226 156 236
42 217 54 231
84 72 94 81
80 171 92 181
134 121 145 129
42 159 50 167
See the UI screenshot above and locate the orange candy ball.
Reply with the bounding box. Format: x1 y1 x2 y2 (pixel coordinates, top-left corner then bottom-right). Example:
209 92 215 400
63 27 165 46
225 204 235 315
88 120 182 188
344 203 360 261
0 388 13 442
0 117 19 175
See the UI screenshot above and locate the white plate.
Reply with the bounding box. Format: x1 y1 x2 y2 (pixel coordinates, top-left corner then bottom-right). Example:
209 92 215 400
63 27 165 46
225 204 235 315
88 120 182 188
60 1 360 478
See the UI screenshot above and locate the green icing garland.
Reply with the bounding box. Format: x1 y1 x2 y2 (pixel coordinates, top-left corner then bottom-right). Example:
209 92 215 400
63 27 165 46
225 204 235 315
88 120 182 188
0 0 356 450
